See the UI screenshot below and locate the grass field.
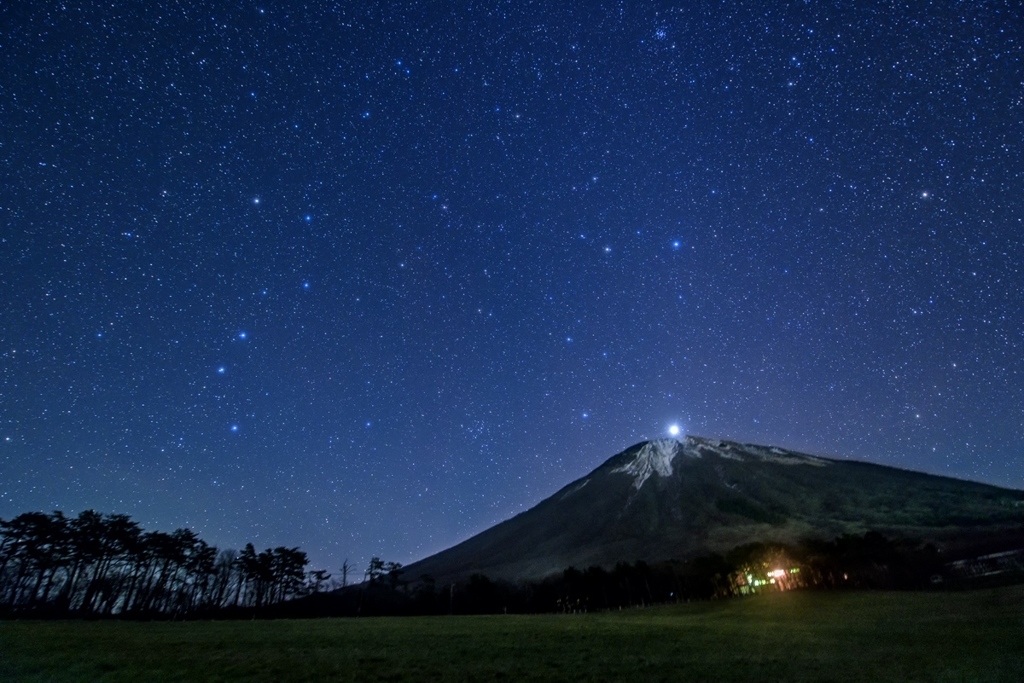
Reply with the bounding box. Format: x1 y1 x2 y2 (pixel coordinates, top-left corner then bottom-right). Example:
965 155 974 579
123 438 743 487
2 586 1022 682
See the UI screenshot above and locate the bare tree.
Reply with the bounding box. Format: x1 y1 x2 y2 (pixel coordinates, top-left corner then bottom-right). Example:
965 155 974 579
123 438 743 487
341 559 352 587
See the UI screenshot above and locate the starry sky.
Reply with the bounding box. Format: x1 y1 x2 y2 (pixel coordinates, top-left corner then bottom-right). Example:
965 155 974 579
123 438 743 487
2 1 1022 574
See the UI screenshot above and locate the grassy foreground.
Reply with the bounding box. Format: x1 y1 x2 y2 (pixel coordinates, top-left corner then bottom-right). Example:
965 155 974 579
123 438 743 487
1 586 1022 682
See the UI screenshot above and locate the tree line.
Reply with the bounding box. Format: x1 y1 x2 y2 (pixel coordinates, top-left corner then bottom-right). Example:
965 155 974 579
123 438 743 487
6 507 1017 620
276 531 959 618
0 509 319 618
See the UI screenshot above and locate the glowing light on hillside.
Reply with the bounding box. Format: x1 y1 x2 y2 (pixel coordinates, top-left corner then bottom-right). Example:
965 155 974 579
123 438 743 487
668 424 681 437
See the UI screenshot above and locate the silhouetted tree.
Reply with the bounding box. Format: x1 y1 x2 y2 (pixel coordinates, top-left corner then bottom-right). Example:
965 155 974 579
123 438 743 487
384 561 403 590
0 508 316 618
307 569 331 594
340 559 352 587
365 557 385 585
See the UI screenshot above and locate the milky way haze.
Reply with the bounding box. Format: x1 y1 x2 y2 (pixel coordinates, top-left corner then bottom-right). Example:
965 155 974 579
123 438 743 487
2 1 1022 573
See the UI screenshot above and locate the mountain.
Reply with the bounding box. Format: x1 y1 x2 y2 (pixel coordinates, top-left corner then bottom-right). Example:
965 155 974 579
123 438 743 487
405 436 1024 582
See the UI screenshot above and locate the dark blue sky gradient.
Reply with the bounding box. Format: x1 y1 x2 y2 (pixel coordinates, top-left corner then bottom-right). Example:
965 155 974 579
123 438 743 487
2 1 1022 573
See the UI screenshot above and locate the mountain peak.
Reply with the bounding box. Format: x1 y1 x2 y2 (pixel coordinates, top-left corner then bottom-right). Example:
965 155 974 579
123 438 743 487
608 436 828 491
611 439 683 490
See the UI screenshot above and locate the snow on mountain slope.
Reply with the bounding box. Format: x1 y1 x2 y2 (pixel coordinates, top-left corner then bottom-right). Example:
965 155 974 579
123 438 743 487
611 439 683 490
686 436 829 467
606 435 826 491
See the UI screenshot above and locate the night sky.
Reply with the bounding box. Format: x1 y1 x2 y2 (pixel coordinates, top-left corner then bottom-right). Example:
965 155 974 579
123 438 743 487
2 1 1022 575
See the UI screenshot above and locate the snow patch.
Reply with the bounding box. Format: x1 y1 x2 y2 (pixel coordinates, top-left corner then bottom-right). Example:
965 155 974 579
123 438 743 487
560 478 590 500
760 452 827 466
613 439 679 490
688 436 827 467
707 441 744 460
